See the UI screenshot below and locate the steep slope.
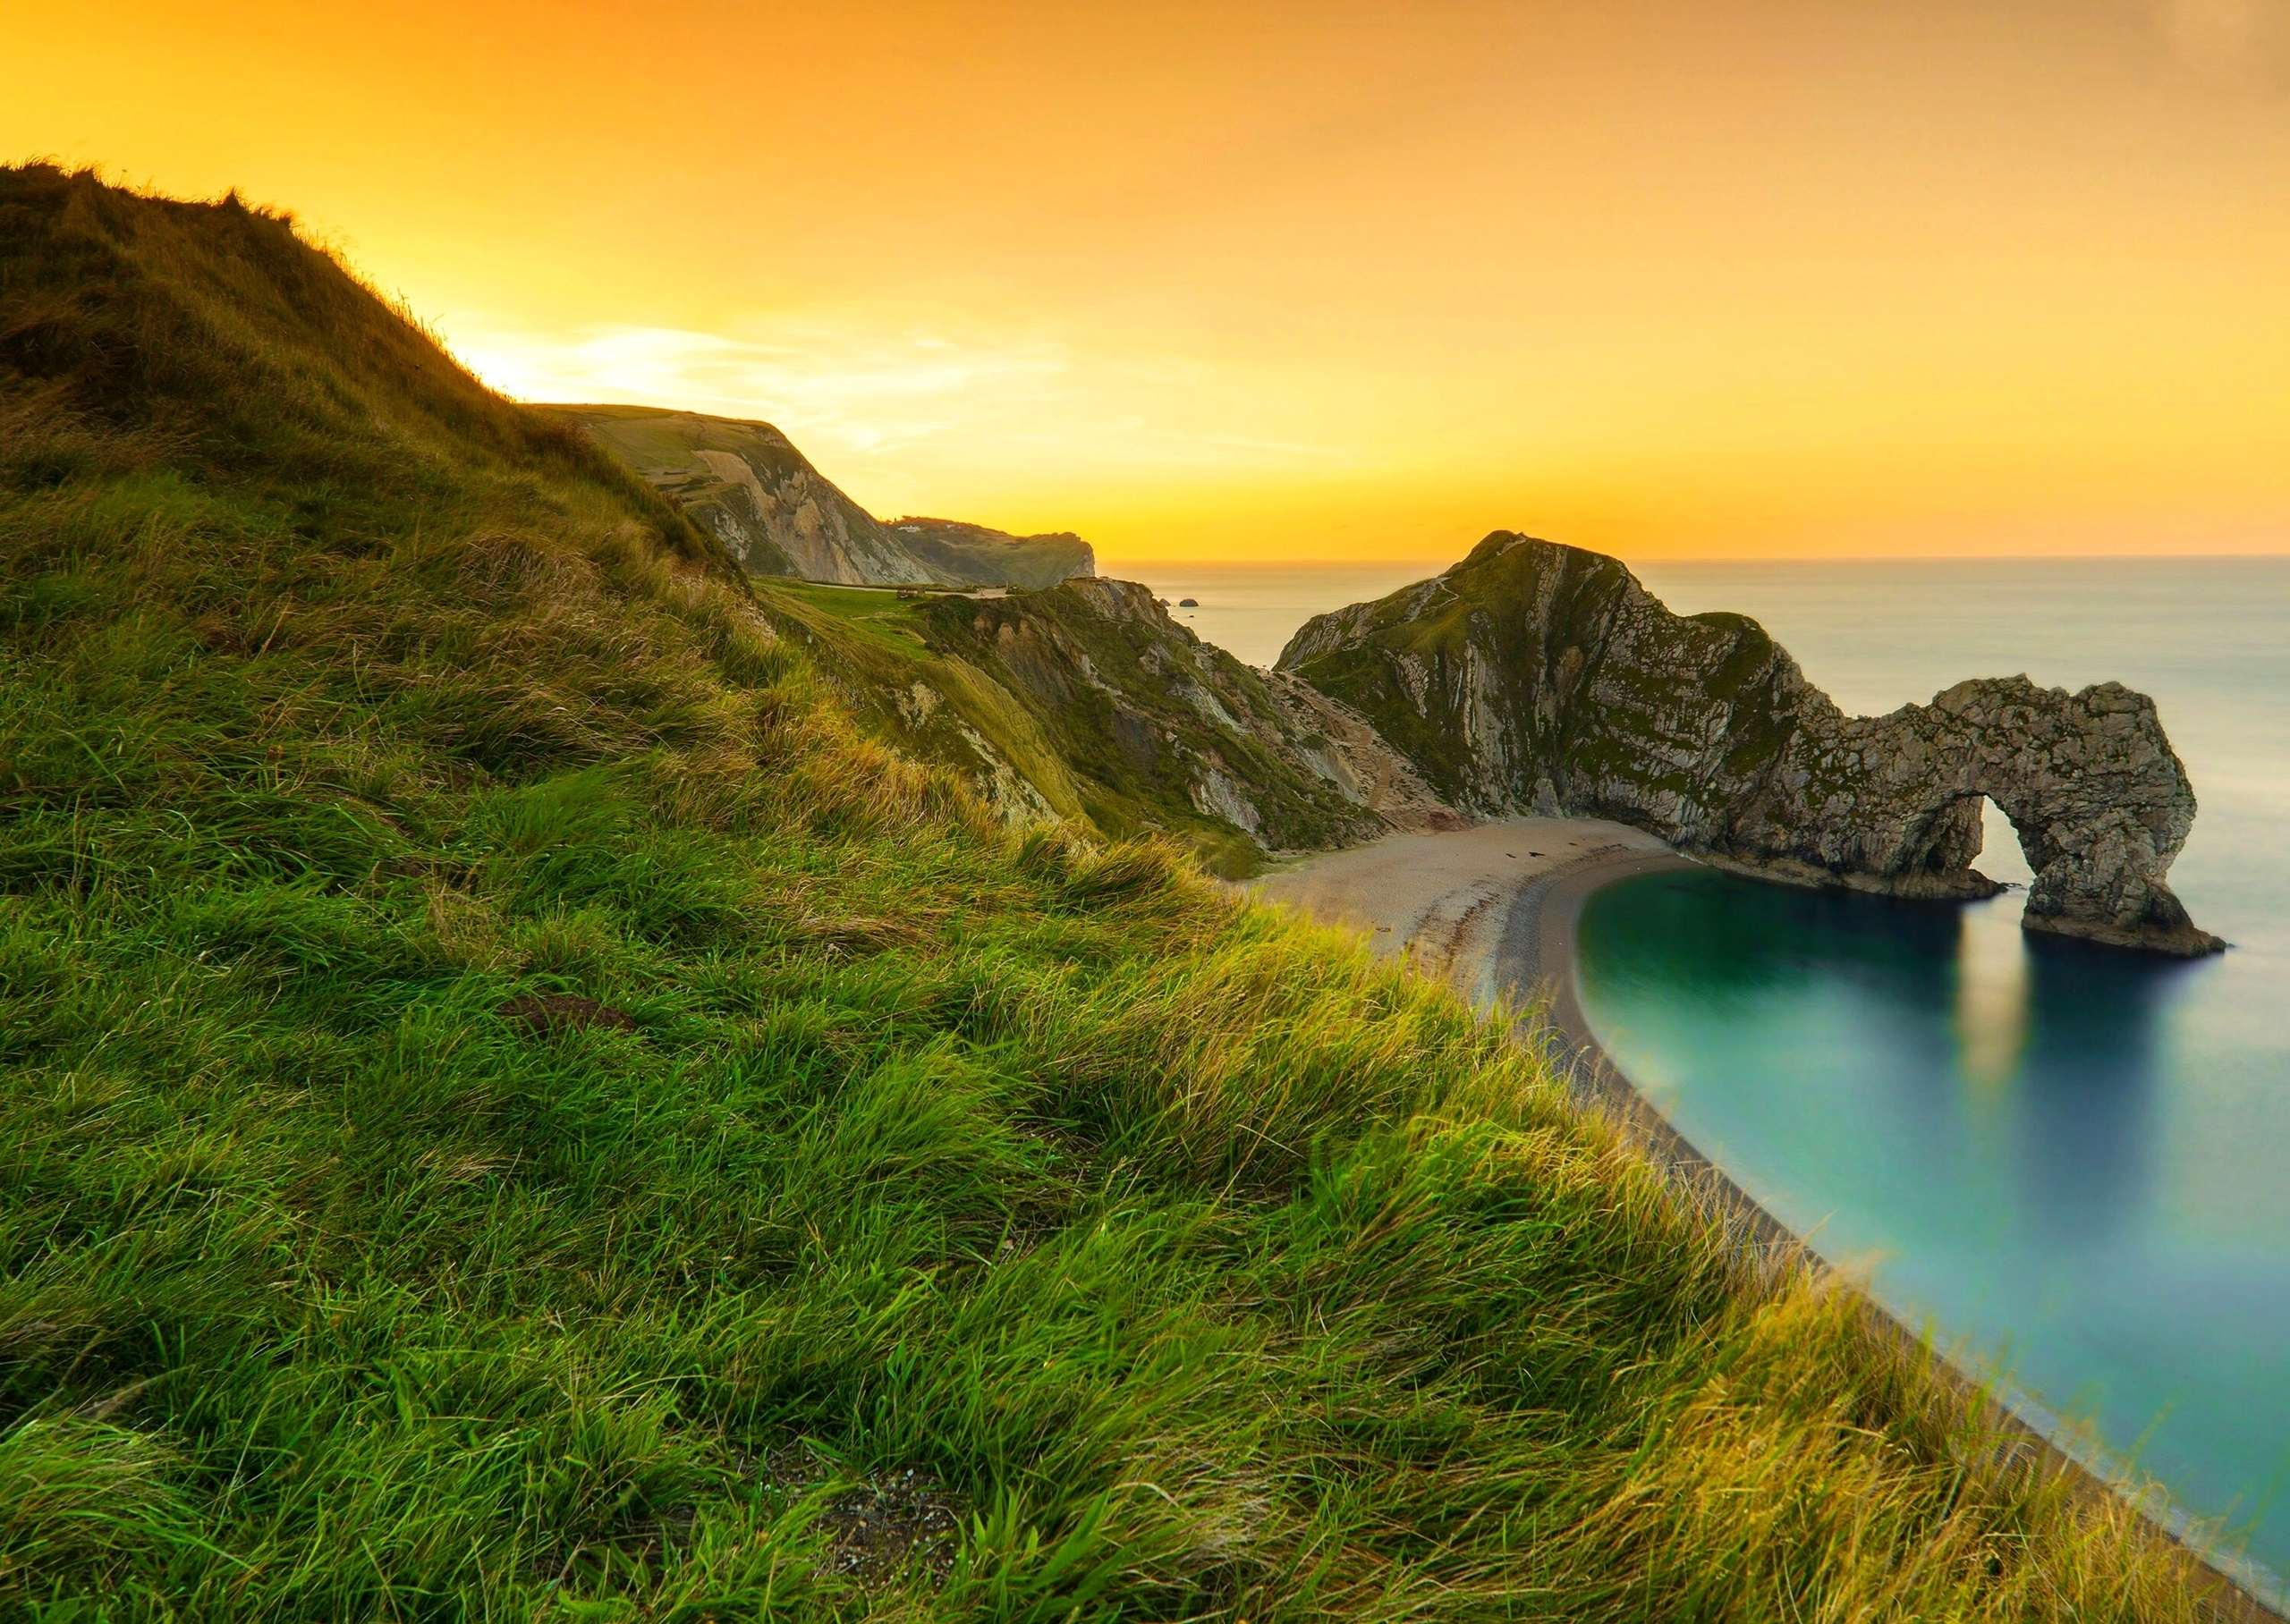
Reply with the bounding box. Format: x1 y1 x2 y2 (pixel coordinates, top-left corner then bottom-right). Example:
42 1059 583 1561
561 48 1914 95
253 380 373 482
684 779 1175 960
907 577 1456 859
557 403 1094 588
746 577 1456 877
0 165 2227 1618
1281 533 2219 954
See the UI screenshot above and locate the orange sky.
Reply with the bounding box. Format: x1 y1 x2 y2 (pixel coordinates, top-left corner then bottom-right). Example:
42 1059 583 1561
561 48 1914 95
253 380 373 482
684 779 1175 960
8 0 2288 564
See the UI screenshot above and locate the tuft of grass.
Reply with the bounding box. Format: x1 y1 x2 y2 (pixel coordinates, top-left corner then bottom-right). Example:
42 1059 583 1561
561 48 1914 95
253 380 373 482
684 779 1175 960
0 162 2239 1620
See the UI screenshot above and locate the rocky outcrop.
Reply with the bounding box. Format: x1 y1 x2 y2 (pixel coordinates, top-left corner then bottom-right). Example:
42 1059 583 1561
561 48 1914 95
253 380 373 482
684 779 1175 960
1279 533 2220 955
556 406 1096 589
1260 672 1470 835
912 578 1460 859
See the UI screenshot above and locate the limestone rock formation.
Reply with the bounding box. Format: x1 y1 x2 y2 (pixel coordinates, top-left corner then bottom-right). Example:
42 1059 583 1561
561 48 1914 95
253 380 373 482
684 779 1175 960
1279 533 2220 955
1260 672 1471 836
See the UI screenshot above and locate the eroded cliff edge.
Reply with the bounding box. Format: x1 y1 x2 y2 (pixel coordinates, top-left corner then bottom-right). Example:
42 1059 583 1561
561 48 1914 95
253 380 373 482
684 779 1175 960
556 405 1096 589
1278 533 2222 956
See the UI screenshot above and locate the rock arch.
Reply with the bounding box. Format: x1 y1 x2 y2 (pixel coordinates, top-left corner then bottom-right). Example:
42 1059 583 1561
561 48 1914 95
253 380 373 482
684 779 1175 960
1742 676 2221 955
1281 534 2222 956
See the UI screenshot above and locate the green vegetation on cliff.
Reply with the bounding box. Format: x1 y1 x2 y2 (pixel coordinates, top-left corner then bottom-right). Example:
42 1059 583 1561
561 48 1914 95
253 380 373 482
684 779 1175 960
0 166 2224 1619
1278 536 1792 814
746 576 1391 876
905 581 1382 867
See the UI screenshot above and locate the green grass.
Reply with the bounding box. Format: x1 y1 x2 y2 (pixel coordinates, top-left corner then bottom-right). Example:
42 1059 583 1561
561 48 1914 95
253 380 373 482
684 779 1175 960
770 582 936 644
906 588 1382 873
0 164 2233 1620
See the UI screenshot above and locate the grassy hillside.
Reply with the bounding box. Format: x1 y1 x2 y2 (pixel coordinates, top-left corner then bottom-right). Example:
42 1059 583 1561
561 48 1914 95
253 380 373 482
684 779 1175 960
740 580 1099 828
883 519 1094 596
909 581 1380 862
0 165 2226 1620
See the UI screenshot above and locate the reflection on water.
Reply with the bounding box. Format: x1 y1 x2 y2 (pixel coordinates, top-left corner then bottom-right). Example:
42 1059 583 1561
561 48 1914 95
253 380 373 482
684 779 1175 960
1953 902 2027 1098
1579 870 2192 1253
1946 900 2175 1244
1589 872 1963 996
1574 866 2280 1583
1573 557 2290 1591
2014 935 2190 1246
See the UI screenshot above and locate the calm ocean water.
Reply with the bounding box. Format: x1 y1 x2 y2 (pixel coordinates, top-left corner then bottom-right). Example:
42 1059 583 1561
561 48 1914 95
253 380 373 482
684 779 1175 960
1124 554 2290 1589
1107 562 1436 668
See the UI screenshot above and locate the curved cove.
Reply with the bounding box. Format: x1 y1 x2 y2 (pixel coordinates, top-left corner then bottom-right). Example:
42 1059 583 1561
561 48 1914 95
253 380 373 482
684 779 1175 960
1574 867 2290 1586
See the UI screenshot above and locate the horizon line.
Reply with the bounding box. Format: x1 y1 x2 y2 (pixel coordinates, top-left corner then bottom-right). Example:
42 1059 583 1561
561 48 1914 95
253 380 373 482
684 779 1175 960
1095 549 2290 570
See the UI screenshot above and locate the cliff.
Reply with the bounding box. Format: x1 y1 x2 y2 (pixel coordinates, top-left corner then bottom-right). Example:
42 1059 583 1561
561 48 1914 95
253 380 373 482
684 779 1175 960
1280 533 2220 955
910 578 1456 862
751 572 1462 873
555 405 1095 589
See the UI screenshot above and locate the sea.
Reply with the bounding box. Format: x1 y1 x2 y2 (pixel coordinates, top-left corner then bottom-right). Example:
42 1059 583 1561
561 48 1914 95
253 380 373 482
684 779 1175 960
1120 554 2290 1594
1108 562 1437 669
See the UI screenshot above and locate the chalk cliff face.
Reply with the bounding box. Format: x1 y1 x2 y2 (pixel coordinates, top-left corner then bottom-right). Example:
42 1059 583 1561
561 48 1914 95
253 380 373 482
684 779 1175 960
1279 533 2220 955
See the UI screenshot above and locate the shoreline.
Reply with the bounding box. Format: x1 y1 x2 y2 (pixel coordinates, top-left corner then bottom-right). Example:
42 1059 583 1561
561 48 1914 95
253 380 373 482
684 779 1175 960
1258 825 2282 1622
1251 817 1675 1009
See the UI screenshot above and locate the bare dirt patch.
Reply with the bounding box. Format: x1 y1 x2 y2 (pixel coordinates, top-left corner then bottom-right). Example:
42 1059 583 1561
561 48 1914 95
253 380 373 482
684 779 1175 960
496 993 639 1036
758 1448 965 1586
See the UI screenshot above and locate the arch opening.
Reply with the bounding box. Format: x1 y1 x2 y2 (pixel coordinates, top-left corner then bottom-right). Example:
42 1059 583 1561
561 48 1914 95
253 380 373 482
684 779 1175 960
1978 796 2034 891
1956 795 2035 1093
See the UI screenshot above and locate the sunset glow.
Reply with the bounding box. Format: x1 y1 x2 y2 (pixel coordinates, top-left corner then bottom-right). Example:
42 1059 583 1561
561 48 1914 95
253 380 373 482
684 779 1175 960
10 0 2287 565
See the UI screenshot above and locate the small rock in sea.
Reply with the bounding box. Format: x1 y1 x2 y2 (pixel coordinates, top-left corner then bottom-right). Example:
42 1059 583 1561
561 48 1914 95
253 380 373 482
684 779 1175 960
1178 597 1199 607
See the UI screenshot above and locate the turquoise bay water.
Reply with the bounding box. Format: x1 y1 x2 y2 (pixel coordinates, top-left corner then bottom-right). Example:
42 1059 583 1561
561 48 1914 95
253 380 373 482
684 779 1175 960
1581 559 2290 1587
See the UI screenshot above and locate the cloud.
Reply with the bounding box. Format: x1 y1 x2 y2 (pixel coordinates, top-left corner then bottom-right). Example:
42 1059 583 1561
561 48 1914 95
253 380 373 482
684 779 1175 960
2158 0 2290 86
442 318 1074 459
433 311 1349 485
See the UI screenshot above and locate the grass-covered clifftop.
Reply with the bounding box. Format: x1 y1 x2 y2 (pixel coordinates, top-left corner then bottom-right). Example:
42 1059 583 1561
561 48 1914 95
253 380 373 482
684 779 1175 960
751 577 1416 876
0 165 2225 1618
558 406 1094 591
907 579 1386 865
